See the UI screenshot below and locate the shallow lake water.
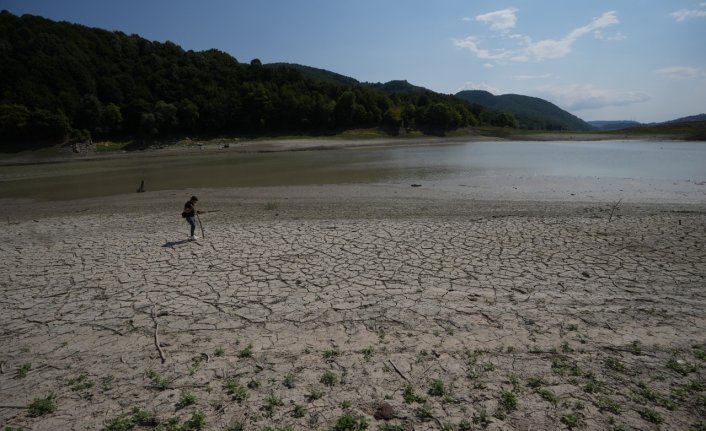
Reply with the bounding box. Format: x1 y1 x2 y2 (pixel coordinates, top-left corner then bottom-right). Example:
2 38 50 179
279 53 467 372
1 140 705 201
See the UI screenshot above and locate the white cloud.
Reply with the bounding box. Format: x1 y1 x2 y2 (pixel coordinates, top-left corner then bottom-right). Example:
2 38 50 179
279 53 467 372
462 17 472 22
459 82 501 94
453 36 525 61
655 66 706 80
594 30 627 41
475 8 518 32
670 6 706 21
483 63 495 69
537 84 650 110
526 11 619 61
454 11 620 63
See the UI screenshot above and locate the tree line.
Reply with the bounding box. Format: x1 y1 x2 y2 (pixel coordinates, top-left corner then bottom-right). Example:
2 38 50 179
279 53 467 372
0 11 517 147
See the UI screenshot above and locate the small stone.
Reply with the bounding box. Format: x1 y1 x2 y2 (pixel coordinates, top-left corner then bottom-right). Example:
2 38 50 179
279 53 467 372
374 402 395 420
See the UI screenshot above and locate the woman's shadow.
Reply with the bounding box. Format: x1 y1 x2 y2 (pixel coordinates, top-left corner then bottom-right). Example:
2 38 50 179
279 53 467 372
162 239 192 248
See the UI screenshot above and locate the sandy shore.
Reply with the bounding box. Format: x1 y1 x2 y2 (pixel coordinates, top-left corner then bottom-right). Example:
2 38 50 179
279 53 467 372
1 184 705 430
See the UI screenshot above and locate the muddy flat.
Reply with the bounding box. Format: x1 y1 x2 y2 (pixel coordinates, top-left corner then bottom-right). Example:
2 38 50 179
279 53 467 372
1 183 704 431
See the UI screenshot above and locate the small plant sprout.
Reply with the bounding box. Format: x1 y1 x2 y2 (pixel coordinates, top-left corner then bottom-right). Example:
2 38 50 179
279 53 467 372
497 390 518 416
306 388 324 401
293 404 306 418
146 369 169 390
323 347 341 359
223 379 248 402
403 384 424 404
100 375 114 392
176 390 197 409
320 370 338 386
332 413 369 431
561 413 579 429
16 363 31 379
604 357 625 372
283 372 296 388
263 394 283 417
238 343 253 358
428 379 446 397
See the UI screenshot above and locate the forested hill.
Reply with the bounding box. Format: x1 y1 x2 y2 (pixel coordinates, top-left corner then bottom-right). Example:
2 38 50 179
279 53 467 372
0 11 515 147
455 90 594 131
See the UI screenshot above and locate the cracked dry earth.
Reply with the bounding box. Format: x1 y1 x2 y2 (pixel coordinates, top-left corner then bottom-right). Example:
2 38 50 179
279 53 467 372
1 208 705 430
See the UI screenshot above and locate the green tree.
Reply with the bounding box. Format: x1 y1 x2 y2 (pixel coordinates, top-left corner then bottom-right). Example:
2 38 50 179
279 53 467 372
102 103 122 134
154 100 178 133
0 104 31 139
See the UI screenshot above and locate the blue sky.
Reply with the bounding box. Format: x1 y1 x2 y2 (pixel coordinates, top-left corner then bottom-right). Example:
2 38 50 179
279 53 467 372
2 0 705 122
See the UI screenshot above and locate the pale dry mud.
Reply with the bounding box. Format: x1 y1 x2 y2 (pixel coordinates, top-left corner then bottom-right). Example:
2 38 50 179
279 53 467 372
0 196 705 430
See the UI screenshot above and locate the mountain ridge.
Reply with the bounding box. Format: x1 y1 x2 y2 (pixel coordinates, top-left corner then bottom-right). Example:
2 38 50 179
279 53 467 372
455 90 594 131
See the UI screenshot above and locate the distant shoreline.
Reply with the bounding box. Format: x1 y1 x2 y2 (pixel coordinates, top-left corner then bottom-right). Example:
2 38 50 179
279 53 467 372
0 131 688 167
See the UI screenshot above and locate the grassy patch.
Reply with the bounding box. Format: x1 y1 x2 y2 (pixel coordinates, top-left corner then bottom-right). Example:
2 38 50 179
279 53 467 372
263 394 283 417
538 388 558 405
323 348 341 359
320 370 338 386
428 379 446 397
597 396 622 414
184 411 206 429
27 394 56 417
639 407 663 424
146 370 169 390
666 357 697 375
95 141 131 152
604 357 625 372
403 384 425 404
100 375 114 392
223 379 248 402
293 404 306 418
561 413 579 429
415 404 434 421
15 363 31 379
526 376 545 389
176 390 197 409
332 413 369 430
306 388 324 402
499 390 518 412
104 407 160 430
283 372 296 389
68 373 94 391
238 343 253 358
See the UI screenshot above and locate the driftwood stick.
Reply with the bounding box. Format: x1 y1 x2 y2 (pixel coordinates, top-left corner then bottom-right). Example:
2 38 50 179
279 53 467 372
154 323 166 363
151 306 166 363
608 198 622 223
388 359 411 383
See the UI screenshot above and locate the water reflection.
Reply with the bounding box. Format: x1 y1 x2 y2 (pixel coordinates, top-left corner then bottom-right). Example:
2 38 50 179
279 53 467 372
1 140 705 200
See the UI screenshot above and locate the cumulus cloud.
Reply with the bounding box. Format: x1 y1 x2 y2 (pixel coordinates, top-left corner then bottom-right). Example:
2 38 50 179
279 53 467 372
537 84 650 110
453 36 527 61
526 11 619 61
475 8 518 32
454 11 620 63
670 4 706 21
655 66 706 80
